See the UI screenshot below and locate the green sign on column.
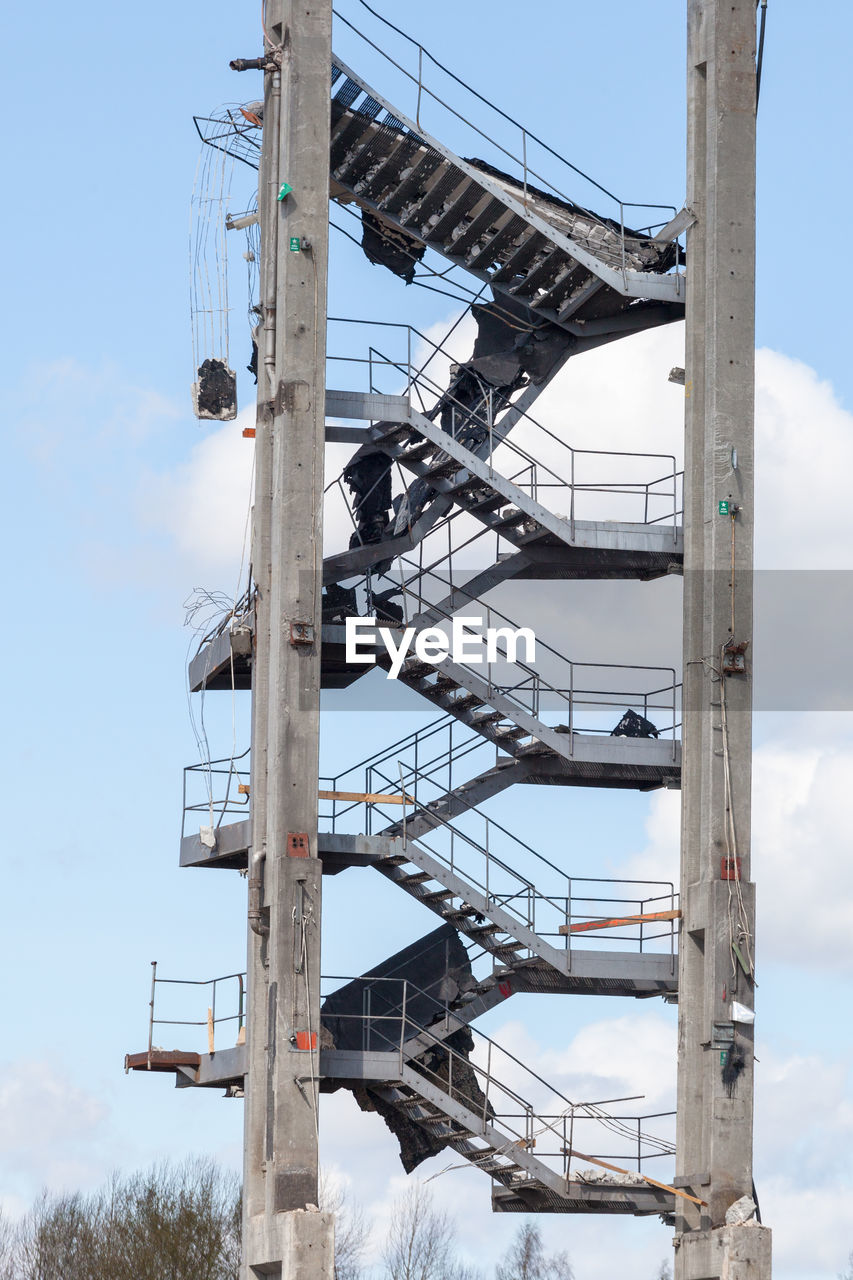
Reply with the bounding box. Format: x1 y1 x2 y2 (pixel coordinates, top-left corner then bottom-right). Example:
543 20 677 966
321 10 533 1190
718 500 730 515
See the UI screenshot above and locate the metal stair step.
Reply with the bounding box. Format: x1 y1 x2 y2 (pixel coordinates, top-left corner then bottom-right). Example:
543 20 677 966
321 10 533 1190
423 457 464 480
491 230 546 283
492 724 530 741
356 138 419 202
398 871 432 887
400 440 440 462
467 923 501 939
493 508 527 528
471 711 504 728
343 130 407 191
459 488 504 513
381 152 444 217
397 166 458 232
490 941 526 956
447 196 508 258
453 692 486 713
427 183 484 243
330 117 376 169
400 658 433 680
441 906 481 921
509 248 569 299
421 888 454 904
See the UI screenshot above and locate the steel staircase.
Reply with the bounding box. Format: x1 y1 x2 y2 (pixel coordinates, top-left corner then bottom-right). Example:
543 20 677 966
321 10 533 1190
329 60 682 317
330 394 682 564
164 31 692 1225
321 1014 676 1219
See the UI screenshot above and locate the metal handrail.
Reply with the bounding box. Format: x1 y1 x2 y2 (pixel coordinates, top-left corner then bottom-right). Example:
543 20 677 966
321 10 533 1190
345 761 679 960
182 749 251 836
326 316 682 536
147 962 245 1065
357 556 682 741
320 971 675 1175
332 5 680 245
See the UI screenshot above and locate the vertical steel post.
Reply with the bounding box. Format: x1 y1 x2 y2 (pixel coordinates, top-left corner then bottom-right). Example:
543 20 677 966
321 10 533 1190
242 2 334 1277
675 3 771 1276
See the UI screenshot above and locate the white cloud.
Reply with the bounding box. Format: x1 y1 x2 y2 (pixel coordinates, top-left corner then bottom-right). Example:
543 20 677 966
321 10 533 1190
0 1061 108 1207
621 724 853 973
138 406 255 583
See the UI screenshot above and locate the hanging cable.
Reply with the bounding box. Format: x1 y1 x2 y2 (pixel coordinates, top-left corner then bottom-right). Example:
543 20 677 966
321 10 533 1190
756 1 768 112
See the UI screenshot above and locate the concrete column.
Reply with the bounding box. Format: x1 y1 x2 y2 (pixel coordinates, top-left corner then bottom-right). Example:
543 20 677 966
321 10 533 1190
242 3 334 1276
676 2 769 1274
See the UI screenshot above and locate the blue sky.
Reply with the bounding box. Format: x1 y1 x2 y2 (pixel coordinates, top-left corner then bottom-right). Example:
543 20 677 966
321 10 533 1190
3 3 853 1278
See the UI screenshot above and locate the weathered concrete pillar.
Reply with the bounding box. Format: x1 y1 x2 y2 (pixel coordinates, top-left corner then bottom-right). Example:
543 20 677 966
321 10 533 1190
242 3 334 1276
676 2 770 1275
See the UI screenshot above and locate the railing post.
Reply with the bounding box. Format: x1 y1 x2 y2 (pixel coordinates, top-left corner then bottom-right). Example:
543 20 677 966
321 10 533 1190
399 761 408 852
521 128 528 210
399 980 408 1075
488 389 494 475
147 960 157 1070
483 1041 492 1129
211 977 217 1050
364 984 371 1053
566 880 572 973
619 201 627 283
416 44 423 129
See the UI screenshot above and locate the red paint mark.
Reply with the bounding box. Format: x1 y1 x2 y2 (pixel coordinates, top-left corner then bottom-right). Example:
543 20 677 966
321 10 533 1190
295 1031 317 1051
498 981 512 999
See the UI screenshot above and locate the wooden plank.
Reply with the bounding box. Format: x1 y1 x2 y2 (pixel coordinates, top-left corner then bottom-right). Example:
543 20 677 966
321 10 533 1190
559 909 681 935
318 789 416 806
566 1148 705 1207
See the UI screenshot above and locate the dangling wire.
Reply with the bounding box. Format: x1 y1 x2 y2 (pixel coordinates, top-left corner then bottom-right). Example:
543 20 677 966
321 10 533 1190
190 136 235 382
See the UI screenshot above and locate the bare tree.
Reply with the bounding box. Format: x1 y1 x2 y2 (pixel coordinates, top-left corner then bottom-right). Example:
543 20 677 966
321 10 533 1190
656 1260 673 1280
7 1158 240 1280
382 1184 479 1280
838 1251 853 1280
319 1173 370 1280
0 1208 16 1280
495 1223 573 1280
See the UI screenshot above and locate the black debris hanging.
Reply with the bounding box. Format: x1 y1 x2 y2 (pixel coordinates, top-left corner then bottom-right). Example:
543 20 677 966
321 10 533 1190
610 708 660 739
721 1041 747 1097
320 924 476 1054
342 450 393 547
392 293 575 536
320 925 491 1172
361 209 426 284
340 288 576 552
321 583 359 624
194 358 237 420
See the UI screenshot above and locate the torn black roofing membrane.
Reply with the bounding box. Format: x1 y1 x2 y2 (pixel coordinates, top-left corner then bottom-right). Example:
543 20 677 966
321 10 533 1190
320 925 491 1173
194 358 237 421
